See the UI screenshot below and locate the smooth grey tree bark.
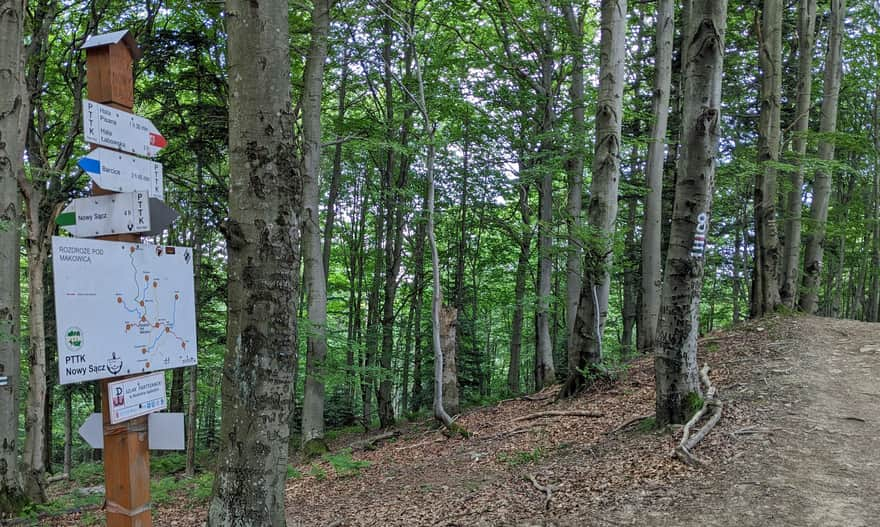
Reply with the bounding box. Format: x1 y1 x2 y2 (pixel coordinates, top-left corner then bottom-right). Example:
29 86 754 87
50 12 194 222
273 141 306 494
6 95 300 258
207 0 300 523
440 307 459 416
0 0 27 511
534 0 557 390
654 0 727 426
800 0 846 314
301 0 331 454
508 180 531 395
780 0 817 308
752 0 783 317
563 0 627 396
409 192 428 411
639 0 673 354
562 1 585 356
869 89 880 322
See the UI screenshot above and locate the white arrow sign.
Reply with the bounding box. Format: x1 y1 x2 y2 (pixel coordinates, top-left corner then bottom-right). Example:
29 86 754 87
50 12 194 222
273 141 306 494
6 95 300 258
79 412 185 450
56 192 179 237
83 100 166 158
78 413 103 449
78 147 164 200
57 191 150 237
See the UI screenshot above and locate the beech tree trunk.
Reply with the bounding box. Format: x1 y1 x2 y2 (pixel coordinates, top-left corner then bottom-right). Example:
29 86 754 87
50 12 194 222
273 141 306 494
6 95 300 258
562 2 585 353
0 0 26 508
20 188 54 503
800 0 846 314
301 0 331 452
508 180 532 395
409 192 428 412
427 137 454 428
563 0 627 396
62 388 71 479
534 0 557 390
207 0 301 523
752 0 783 317
654 0 727 426
440 307 459 416
869 89 880 322
639 0 673 355
780 0 817 308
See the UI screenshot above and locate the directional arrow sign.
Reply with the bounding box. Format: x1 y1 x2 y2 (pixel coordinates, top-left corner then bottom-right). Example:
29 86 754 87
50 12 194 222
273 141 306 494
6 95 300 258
83 100 166 157
78 147 164 200
78 413 103 449
79 412 184 450
57 191 149 237
56 192 178 237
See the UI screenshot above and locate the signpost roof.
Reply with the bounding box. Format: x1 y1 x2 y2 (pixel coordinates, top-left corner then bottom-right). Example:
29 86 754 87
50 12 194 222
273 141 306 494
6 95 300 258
82 30 142 60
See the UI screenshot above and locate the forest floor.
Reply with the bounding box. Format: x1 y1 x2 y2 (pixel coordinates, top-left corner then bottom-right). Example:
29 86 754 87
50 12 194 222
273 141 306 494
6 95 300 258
27 314 880 526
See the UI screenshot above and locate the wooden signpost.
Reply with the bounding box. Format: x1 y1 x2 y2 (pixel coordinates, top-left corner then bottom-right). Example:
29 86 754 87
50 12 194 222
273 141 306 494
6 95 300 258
50 30 195 527
85 32 154 527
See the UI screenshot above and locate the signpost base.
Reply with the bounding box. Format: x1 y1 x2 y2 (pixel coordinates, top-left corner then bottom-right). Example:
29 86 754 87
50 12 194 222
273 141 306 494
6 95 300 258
101 379 152 526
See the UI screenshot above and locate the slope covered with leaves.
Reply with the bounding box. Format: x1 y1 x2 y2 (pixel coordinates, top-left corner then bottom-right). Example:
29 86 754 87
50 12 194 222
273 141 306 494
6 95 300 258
26 314 880 526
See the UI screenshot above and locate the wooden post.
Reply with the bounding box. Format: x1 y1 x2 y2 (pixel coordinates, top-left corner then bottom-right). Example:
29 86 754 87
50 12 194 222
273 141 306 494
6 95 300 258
84 31 152 527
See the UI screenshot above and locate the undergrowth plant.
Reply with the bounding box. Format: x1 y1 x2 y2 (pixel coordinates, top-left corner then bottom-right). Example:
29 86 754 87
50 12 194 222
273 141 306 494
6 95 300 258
323 449 371 477
497 447 545 466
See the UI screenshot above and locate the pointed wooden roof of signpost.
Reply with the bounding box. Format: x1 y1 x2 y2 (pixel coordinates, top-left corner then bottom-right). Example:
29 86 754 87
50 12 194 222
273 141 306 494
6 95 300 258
81 29 141 110
81 29 142 60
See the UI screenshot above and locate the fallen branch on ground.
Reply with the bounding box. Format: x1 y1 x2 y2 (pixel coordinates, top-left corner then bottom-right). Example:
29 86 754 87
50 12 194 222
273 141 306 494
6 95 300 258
520 393 553 402
674 364 723 466
350 430 400 451
527 474 555 510
494 392 555 408
47 472 69 483
512 410 603 423
482 425 543 441
394 436 445 451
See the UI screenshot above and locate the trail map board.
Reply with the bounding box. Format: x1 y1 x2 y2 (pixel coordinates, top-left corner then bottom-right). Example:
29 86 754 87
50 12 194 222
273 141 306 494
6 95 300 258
53 236 197 384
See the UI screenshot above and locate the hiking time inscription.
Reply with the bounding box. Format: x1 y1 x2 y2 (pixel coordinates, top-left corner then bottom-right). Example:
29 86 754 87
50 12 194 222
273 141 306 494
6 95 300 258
52 236 197 384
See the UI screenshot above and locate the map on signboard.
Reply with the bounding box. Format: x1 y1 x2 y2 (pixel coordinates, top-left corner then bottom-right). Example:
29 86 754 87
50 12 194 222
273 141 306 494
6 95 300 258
52 236 197 384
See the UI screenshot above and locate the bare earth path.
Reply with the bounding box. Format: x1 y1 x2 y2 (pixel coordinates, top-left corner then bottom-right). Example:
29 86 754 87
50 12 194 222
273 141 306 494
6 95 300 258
626 316 880 527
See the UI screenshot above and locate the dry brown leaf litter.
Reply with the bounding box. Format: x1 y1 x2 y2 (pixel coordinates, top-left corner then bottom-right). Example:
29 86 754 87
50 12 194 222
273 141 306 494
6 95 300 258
34 314 868 526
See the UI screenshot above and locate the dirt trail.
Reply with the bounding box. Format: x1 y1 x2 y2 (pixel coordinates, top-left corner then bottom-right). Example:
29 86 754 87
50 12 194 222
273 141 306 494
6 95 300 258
627 316 880 527
284 316 880 527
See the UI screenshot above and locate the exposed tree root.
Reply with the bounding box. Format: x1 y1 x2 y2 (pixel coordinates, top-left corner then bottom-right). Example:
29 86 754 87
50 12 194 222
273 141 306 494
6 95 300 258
512 410 603 423
674 364 723 466
440 421 471 439
527 474 555 510
606 414 654 435
557 372 587 399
